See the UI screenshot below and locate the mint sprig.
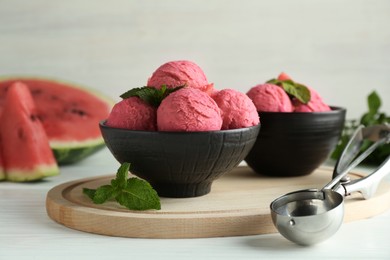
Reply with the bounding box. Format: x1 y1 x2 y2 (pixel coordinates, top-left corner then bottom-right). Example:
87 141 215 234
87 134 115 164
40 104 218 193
83 162 161 210
120 85 184 107
267 78 311 104
331 91 390 165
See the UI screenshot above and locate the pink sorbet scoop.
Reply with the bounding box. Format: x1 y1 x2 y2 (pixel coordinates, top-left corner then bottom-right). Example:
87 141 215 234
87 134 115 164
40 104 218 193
212 89 259 130
294 87 331 112
147 60 214 94
157 88 222 131
246 84 293 112
106 97 157 131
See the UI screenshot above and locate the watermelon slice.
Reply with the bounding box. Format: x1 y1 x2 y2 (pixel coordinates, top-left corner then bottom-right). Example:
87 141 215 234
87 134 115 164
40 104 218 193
0 77 113 164
0 142 4 180
277 72 292 81
0 163 4 180
0 82 59 181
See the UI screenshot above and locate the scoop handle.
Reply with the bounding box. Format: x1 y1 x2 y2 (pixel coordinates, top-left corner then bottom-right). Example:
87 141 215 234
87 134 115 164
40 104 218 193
340 124 390 199
324 125 386 191
342 155 390 199
332 124 390 180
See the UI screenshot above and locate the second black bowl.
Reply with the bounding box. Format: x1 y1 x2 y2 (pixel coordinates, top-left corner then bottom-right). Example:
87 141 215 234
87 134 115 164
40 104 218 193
245 107 346 177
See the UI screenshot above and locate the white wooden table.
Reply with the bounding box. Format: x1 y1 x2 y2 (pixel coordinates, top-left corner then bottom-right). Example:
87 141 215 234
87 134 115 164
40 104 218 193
1 149 390 260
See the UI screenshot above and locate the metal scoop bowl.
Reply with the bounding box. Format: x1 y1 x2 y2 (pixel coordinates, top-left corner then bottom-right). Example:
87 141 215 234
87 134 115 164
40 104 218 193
270 124 390 246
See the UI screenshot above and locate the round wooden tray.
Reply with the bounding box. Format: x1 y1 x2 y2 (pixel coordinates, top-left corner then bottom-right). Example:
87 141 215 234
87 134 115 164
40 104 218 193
46 166 390 238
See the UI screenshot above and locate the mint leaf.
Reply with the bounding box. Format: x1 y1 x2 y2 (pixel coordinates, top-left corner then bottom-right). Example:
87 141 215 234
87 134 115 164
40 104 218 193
111 162 130 189
266 78 279 85
360 111 376 126
120 87 161 107
281 81 311 104
368 91 381 114
137 88 161 107
83 162 161 210
331 91 390 165
163 85 185 96
120 87 143 99
115 178 161 210
120 85 184 107
360 91 381 126
266 78 311 104
92 185 115 204
83 188 96 200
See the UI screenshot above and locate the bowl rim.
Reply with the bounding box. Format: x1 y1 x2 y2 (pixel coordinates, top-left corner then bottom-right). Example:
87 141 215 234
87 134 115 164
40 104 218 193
258 106 346 115
99 120 261 135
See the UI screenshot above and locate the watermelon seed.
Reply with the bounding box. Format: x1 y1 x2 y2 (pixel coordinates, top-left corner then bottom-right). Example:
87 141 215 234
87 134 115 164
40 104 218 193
30 114 39 121
67 108 88 117
17 128 25 140
31 89 42 95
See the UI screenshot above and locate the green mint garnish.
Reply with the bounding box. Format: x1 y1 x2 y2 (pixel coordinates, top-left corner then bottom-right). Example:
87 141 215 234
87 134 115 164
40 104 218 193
83 188 96 200
120 85 185 107
331 90 390 165
267 78 311 104
83 162 161 210
367 91 381 115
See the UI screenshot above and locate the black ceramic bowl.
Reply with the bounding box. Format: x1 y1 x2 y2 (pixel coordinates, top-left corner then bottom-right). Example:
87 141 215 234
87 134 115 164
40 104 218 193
245 107 346 177
100 121 260 198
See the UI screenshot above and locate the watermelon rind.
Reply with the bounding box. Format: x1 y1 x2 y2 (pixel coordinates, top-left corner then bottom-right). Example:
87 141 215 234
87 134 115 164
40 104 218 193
51 139 106 165
6 165 59 182
0 157 4 180
0 76 115 165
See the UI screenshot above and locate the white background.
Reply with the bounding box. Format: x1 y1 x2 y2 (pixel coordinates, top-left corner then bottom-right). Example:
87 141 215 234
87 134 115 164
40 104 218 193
1 1 390 259
0 0 389 119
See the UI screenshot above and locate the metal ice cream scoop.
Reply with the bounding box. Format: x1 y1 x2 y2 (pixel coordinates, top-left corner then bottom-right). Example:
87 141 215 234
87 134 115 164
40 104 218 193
270 124 390 246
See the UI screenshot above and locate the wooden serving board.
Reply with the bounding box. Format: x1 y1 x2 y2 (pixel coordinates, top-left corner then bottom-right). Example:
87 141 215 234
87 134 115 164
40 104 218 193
46 166 390 238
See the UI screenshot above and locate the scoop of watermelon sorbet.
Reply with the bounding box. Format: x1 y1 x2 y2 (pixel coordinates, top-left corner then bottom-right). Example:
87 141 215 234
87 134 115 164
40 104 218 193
246 84 293 112
275 72 330 112
147 60 214 94
212 89 259 130
293 87 331 112
106 97 157 131
157 87 222 131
